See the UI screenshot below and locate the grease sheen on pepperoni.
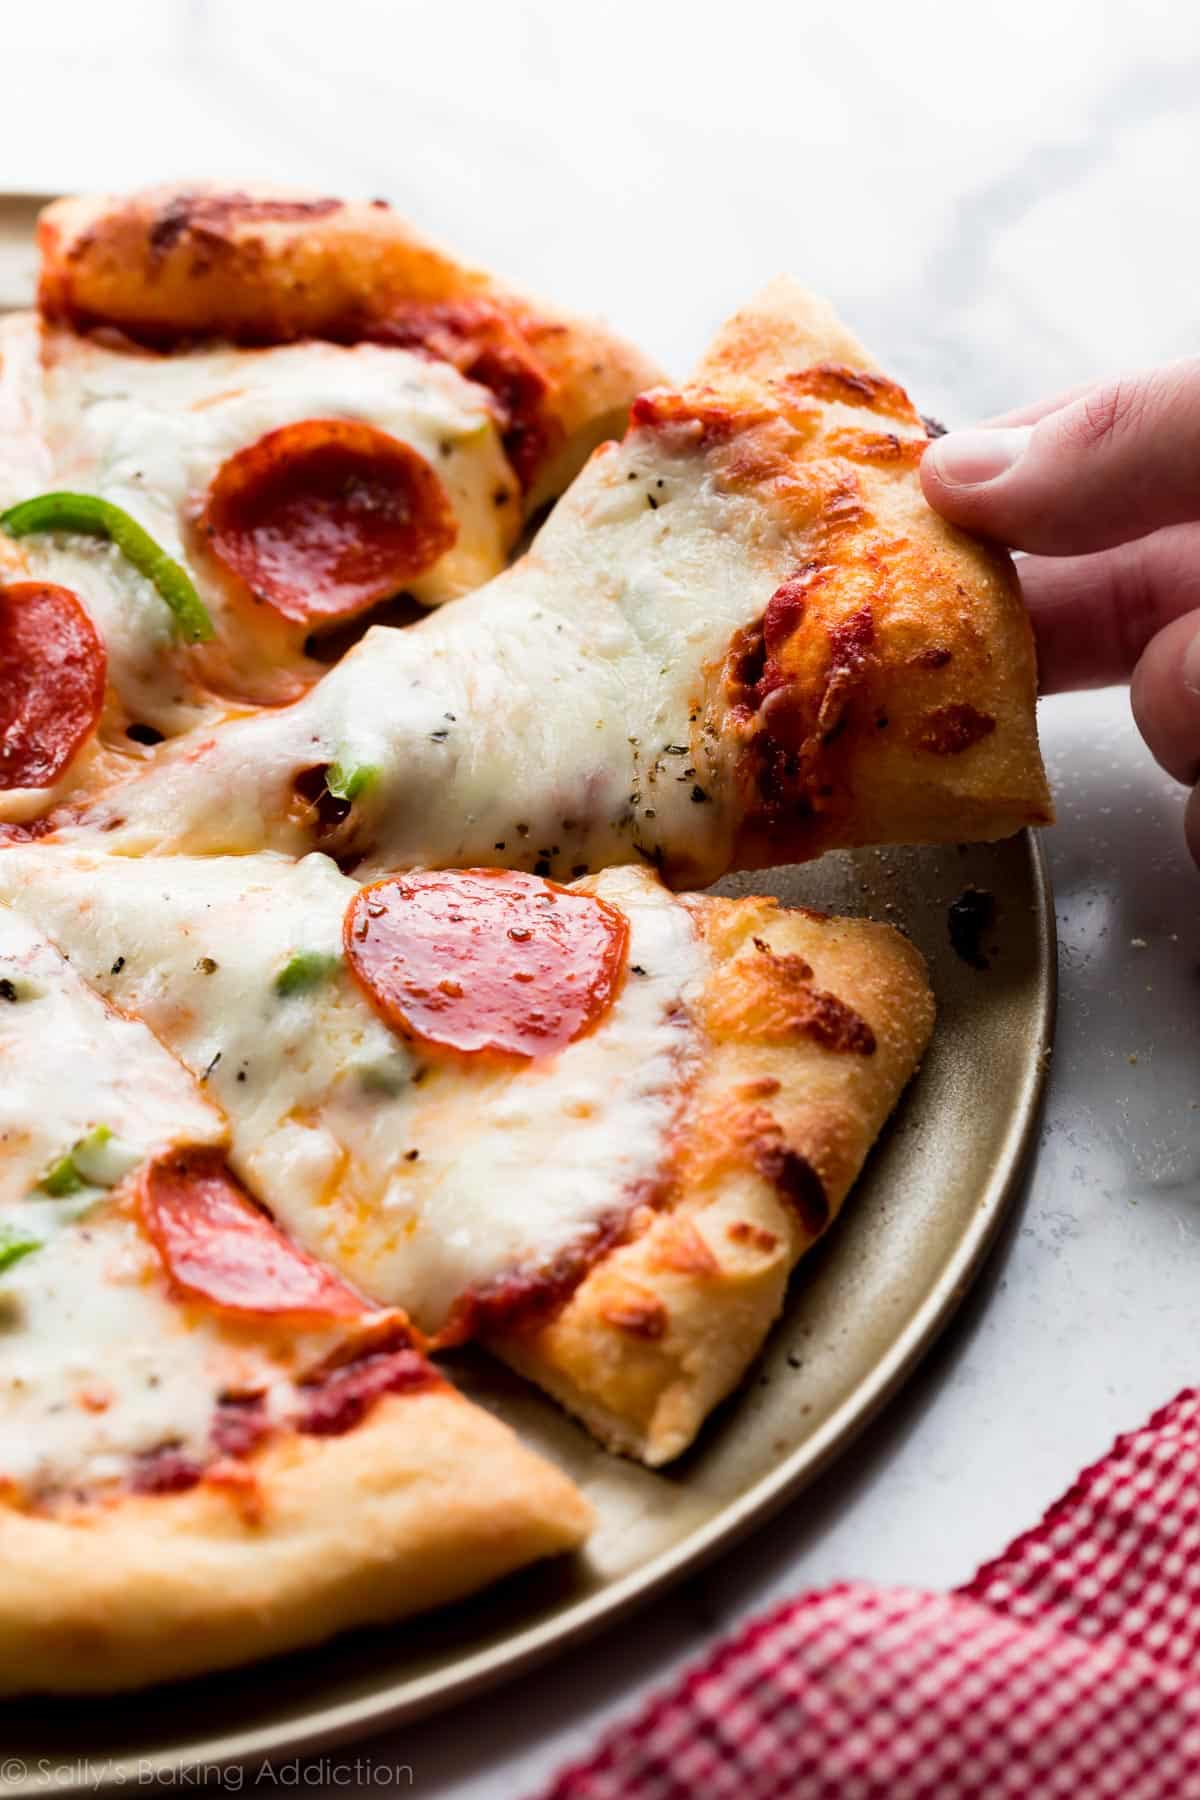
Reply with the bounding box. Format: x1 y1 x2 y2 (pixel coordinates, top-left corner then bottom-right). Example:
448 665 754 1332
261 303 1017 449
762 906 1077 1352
344 869 630 1060
0 581 105 790
200 418 458 625
138 1146 370 1321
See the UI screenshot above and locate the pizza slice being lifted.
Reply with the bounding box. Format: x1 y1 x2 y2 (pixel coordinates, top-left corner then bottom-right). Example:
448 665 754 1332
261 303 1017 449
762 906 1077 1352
23 275 1051 880
0 844 933 1467
0 902 590 1695
0 184 658 813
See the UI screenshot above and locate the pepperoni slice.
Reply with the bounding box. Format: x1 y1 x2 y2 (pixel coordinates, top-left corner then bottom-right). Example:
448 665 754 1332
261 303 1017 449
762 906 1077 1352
0 582 105 790
200 419 457 625
138 1146 370 1321
344 869 630 1060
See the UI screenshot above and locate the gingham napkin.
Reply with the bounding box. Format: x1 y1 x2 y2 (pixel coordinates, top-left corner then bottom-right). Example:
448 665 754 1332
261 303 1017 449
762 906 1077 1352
541 1390 1200 1799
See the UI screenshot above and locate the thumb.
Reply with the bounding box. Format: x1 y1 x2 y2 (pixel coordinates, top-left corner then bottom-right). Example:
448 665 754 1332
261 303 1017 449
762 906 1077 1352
920 360 1200 556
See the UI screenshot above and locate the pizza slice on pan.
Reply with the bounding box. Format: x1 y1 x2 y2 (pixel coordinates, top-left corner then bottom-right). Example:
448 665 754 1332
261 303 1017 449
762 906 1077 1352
0 902 591 1695
38 183 654 509
0 845 933 1466
32 278 1050 879
0 184 658 814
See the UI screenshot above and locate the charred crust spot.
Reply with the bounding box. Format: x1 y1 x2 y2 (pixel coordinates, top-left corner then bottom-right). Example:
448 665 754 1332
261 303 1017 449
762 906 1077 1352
753 1140 829 1239
800 989 876 1055
915 703 996 756
785 363 919 424
646 1222 719 1278
824 428 926 468
702 947 874 1054
820 477 870 538
759 942 816 982
147 191 342 255
910 645 952 670
600 1290 669 1341
726 1220 781 1254
737 1077 782 1100
765 951 875 1053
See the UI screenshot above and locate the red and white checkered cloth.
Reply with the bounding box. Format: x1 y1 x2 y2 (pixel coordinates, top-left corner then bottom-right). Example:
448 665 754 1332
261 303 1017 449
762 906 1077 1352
541 1389 1200 1799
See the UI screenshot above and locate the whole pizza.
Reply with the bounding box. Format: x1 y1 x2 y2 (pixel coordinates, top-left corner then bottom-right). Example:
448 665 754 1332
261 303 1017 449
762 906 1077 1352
0 186 1050 1692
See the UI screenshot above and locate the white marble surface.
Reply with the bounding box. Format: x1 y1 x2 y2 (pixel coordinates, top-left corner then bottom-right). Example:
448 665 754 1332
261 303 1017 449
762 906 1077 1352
7 3 1200 1793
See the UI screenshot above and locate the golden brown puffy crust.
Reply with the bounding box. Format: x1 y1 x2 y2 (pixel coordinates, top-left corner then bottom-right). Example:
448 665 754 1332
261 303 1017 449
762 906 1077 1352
0 1385 590 1695
36 185 662 507
494 893 934 1465
648 277 1052 860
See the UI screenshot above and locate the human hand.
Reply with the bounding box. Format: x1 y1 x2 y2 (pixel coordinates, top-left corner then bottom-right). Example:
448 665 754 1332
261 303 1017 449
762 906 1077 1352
920 363 1200 868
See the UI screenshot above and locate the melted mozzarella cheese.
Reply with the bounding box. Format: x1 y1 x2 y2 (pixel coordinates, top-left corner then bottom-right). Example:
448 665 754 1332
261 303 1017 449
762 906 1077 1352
72 430 799 885
0 851 708 1332
0 1204 296 1496
0 907 323 1498
43 330 517 608
0 905 224 1202
349 864 704 1324
0 316 519 746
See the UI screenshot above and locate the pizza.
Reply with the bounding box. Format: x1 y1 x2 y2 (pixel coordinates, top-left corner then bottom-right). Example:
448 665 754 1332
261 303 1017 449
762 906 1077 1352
0 184 659 814
0 846 933 1471
0 185 1046 1693
2 256 1050 877
0 901 591 1693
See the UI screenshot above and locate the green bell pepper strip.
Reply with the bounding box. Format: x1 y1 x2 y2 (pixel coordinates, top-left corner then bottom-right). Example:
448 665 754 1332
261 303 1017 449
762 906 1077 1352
0 492 214 644
325 761 378 803
0 1234 41 1274
274 951 341 998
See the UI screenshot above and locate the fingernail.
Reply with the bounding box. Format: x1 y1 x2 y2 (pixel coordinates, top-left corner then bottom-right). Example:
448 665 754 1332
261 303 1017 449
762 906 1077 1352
927 426 1032 487
1184 630 1200 698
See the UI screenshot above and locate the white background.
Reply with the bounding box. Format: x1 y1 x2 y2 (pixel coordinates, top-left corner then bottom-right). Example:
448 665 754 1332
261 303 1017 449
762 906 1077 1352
6 3 1200 1793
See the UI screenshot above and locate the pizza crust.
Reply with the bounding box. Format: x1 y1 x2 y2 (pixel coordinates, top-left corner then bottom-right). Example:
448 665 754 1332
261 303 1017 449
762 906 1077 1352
495 894 935 1465
36 185 661 510
699 277 1053 863
0 1383 590 1695
696 276 887 388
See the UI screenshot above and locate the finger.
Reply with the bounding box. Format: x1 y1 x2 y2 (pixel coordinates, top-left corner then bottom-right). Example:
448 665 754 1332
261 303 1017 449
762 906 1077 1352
1015 524 1200 694
920 357 1200 555
1130 609 1200 787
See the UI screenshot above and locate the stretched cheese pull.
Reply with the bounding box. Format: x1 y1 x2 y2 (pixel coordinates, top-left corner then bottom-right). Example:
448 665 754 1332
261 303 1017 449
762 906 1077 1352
47 280 1050 881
